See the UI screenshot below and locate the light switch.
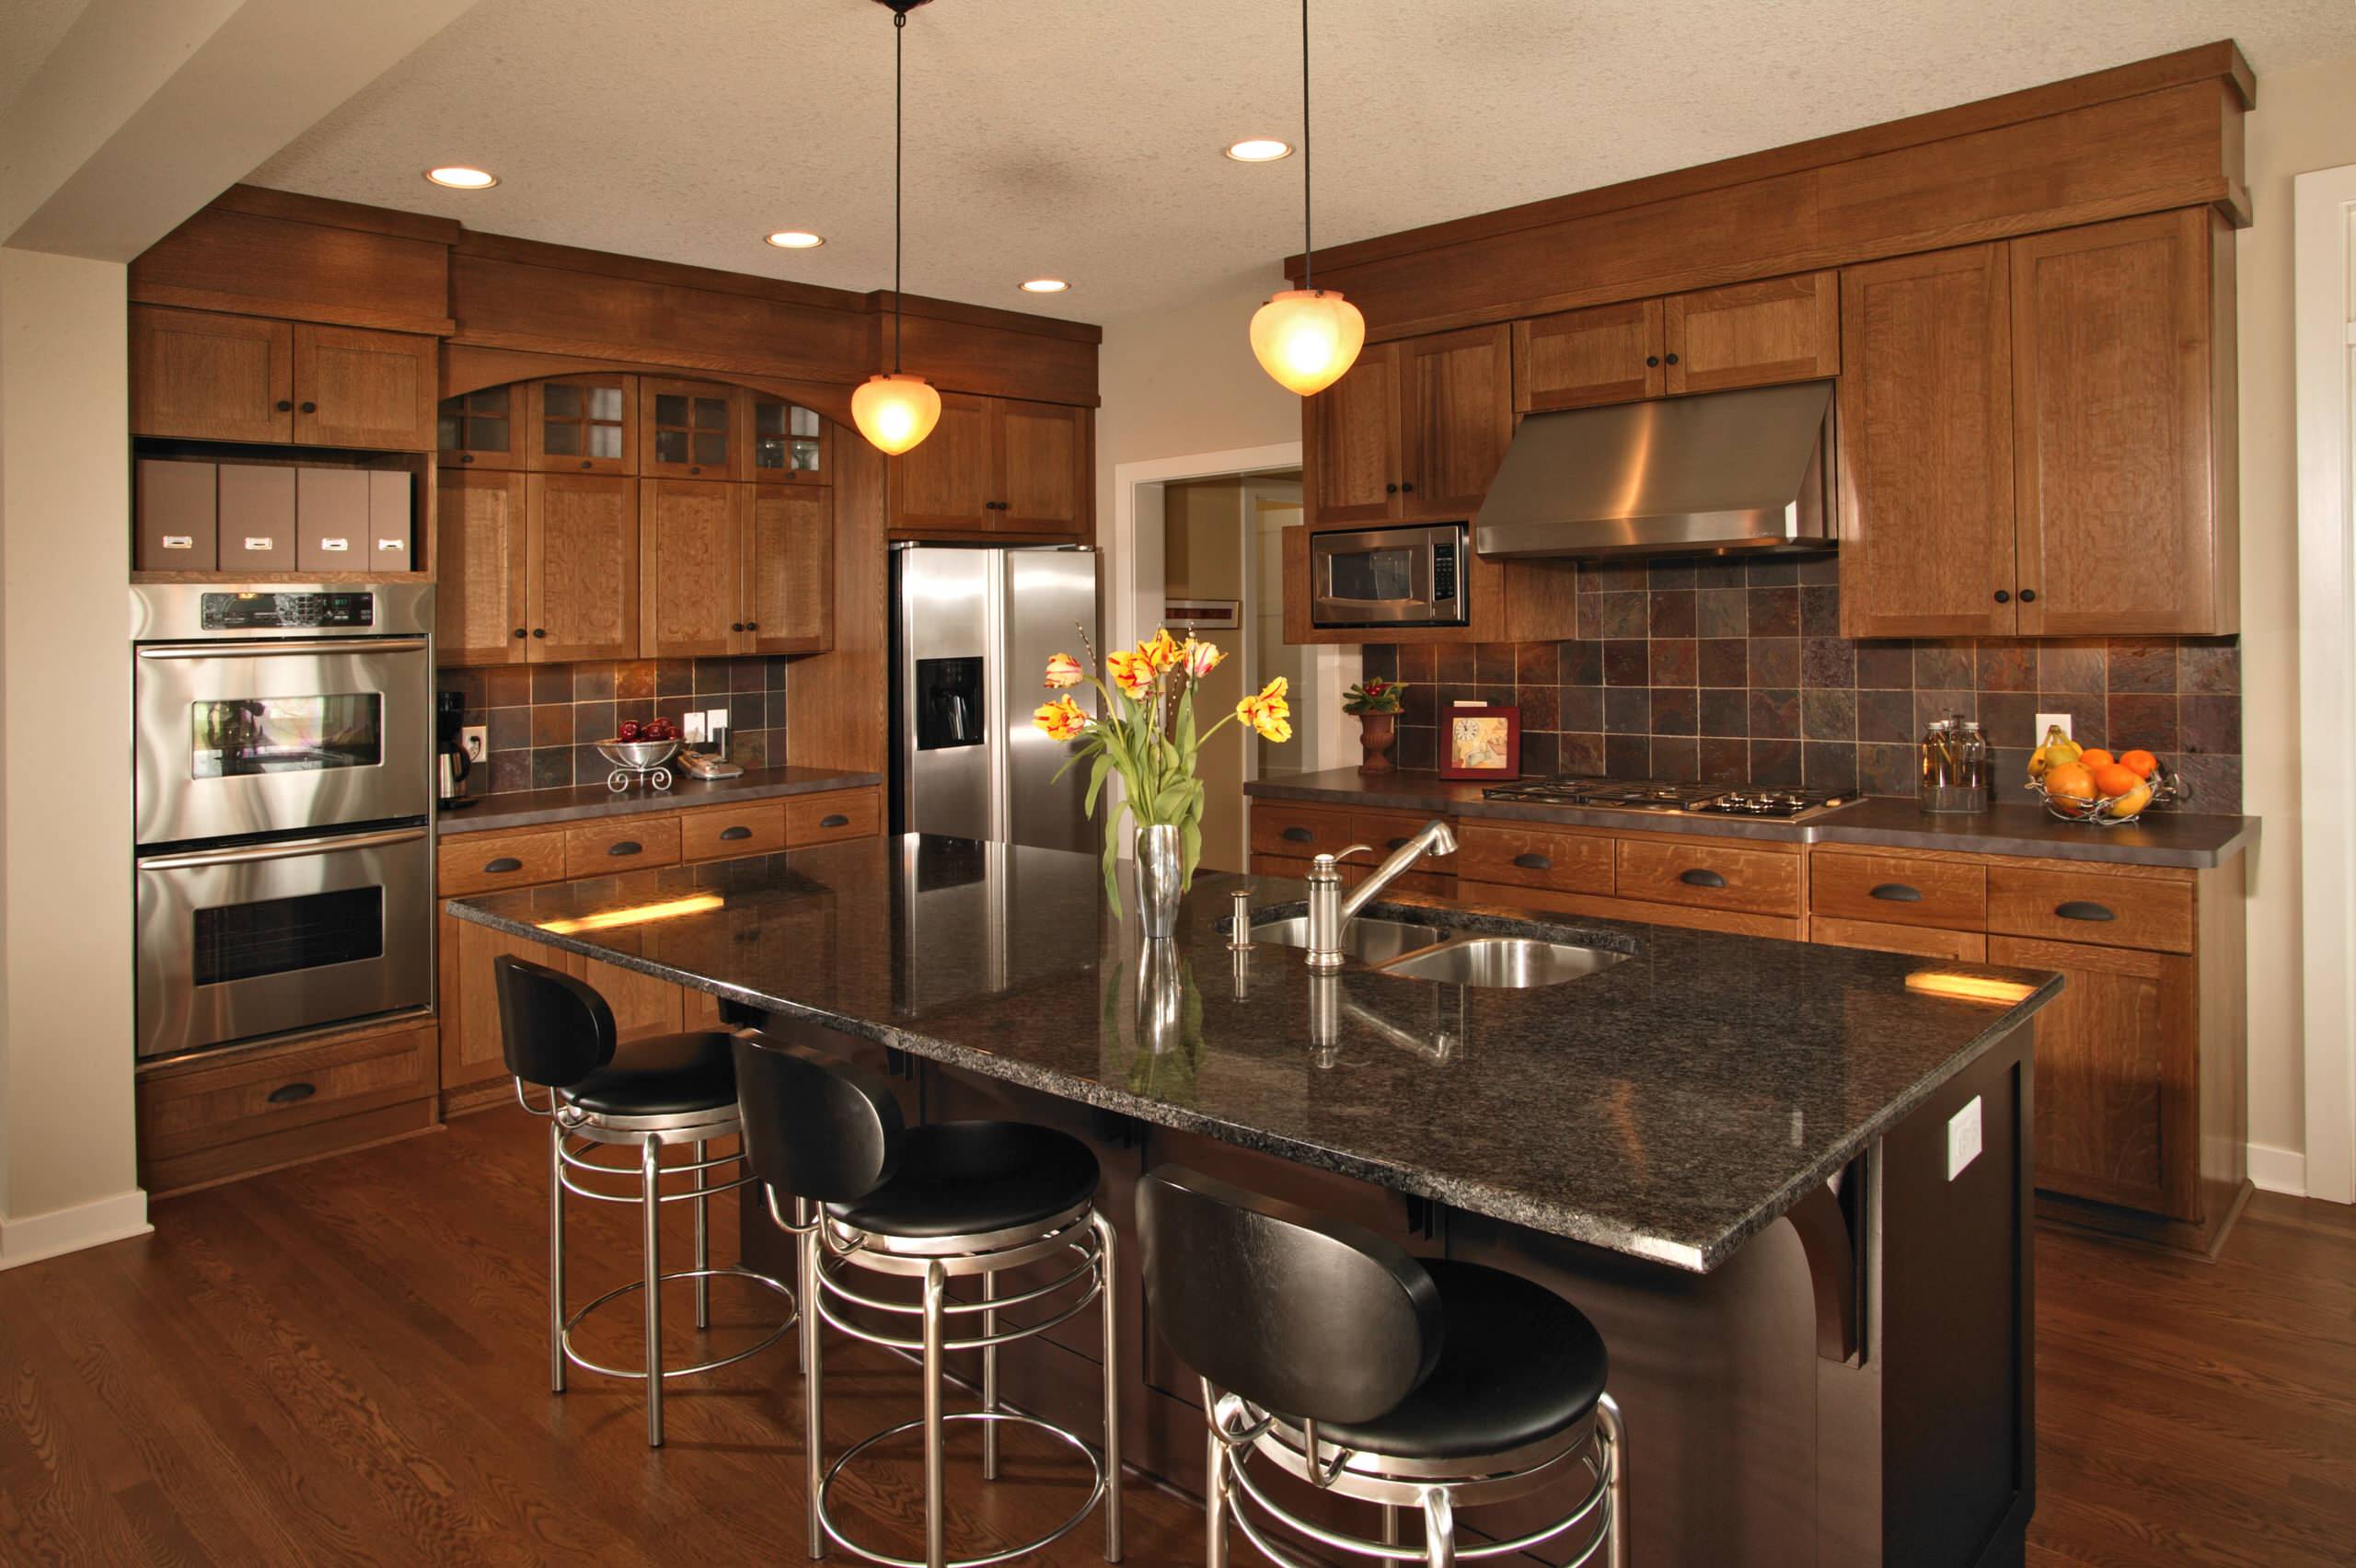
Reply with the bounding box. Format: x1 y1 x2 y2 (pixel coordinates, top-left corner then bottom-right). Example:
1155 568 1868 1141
683 712 708 744
2035 712 2074 742
1946 1096 1983 1181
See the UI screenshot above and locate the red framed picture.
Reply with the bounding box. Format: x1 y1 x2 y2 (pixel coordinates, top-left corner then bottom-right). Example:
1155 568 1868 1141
1438 702 1521 779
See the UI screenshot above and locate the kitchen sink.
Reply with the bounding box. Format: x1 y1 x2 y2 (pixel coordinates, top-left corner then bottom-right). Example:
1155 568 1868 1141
1251 915 1451 965
1379 937 1627 989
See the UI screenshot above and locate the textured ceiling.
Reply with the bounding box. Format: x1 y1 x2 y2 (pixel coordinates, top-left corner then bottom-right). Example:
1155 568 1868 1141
247 0 2356 327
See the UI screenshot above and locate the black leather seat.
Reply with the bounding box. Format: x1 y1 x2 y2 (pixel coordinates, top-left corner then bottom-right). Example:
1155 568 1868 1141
826 1120 1101 1239
562 1030 739 1118
1312 1259 1609 1460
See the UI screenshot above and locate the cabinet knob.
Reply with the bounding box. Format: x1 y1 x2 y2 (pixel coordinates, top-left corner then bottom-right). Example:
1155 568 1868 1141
1645 356 1660 368
275 399 294 411
514 628 527 639
1401 481 1415 493
266 1081 317 1105
580 460 593 469
458 452 475 464
1869 883 1923 903
720 825 753 841
1679 868 1727 888
1281 825 1315 843
745 620 758 631
1513 852 1553 870
300 401 318 413
532 628 547 639
2019 589 2038 604
607 840 643 857
731 623 745 633
1664 353 1679 365
1993 590 2011 604
1385 483 1398 494
483 857 524 874
689 466 701 475
820 813 850 829
2055 900 2116 923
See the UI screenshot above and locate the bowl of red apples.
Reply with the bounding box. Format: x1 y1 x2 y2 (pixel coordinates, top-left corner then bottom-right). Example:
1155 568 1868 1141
596 717 680 771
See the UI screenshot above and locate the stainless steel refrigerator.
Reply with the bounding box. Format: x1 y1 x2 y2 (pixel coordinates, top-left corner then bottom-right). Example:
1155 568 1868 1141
891 544 1101 853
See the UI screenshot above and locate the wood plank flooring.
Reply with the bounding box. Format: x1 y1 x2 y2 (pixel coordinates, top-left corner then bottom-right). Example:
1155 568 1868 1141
4 1111 2352 1566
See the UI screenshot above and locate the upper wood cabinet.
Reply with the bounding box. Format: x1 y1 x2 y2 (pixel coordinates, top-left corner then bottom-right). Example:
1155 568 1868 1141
1514 300 1661 411
529 375 635 475
1662 272 1841 395
887 393 1090 539
890 393 995 534
1837 244 2018 639
744 392 829 484
1306 326 1510 526
435 468 530 663
640 378 741 479
526 473 639 663
640 478 742 659
132 307 435 452
1838 210 2236 639
438 385 522 470
745 484 835 655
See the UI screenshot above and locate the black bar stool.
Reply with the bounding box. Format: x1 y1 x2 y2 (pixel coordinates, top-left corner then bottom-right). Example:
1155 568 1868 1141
732 1031 1123 1568
1138 1164 1625 1568
495 954 794 1447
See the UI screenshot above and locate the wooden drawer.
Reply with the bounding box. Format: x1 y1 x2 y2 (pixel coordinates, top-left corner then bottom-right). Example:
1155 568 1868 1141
564 814 683 878
681 800 788 862
1810 849 1987 930
1249 801 1459 871
436 826 567 896
1460 879 1802 940
1811 915 1990 963
786 787 883 847
1986 865 2192 954
138 1020 435 1164
1453 821 1615 895
1614 836 1803 917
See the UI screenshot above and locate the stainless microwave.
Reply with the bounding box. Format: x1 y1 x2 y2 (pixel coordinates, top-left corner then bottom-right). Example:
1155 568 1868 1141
1309 523 1471 628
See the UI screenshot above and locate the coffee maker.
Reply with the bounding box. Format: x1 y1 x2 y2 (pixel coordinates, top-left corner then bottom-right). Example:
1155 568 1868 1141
435 690 474 804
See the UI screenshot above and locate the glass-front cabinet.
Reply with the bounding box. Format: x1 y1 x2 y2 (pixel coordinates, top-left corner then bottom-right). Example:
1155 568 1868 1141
437 386 520 469
528 375 635 474
640 377 740 478
748 394 828 484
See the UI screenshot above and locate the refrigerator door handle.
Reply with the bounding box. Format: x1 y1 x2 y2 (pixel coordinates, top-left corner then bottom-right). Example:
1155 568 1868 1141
987 549 1011 846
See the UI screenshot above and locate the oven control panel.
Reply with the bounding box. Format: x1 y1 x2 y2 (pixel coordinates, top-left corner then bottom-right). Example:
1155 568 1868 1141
199 592 376 631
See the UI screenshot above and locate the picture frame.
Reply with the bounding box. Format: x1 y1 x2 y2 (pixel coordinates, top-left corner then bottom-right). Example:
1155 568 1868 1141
1438 702 1521 779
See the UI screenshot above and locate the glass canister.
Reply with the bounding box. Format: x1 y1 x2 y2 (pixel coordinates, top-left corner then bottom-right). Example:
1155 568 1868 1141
1920 715 1990 813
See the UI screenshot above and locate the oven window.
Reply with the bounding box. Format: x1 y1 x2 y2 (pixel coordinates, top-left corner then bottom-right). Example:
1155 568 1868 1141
1327 546 1418 604
192 887 384 986
191 695 384 778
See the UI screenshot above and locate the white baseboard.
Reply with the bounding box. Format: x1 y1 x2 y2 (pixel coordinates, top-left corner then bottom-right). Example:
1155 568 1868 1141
2247 1143 2308 1198
0 1188 152 1271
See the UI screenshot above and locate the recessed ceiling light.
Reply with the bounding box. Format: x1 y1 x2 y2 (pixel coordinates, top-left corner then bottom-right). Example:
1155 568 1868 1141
1019 278 1069 294
424 166 499 190
1223 138 1294 163
766 230 826 249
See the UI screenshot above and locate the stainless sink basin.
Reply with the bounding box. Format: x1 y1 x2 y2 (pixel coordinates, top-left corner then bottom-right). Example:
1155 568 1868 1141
1252 915 1450 965
1380 937 1628 989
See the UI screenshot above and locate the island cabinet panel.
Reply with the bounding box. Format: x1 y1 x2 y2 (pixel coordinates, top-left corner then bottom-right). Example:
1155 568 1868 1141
437 470 531 663
1808 848 1986 930
1449 821 1616 895
993 398 1088 535
1661 271 1841 395
639 478 743 659
744 484 833 654
525 472 639 662
291 324 437 451
887 391 994 535
1835 244 2018 639
2010 208 2234 636
132 306 294 444
1513 298 1662 411
578 954 684 1043
1304 344 1402 525
438 913 551 1095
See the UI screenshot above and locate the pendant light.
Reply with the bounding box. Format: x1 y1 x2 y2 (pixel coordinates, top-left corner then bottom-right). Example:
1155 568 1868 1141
1249 0 1364 397
851 0 943 455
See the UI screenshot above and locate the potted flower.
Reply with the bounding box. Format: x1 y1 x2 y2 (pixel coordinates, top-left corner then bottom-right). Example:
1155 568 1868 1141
1342 676 1406 775
1034 628 1291 936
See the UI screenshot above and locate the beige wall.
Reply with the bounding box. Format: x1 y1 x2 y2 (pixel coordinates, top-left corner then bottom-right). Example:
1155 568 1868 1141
2235 49 2356 1168
0 248 144 1258
1165 478 1249 872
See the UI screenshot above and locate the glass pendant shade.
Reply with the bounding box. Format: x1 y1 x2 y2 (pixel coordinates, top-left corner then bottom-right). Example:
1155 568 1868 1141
1250 288 1367 396
851 372 941 455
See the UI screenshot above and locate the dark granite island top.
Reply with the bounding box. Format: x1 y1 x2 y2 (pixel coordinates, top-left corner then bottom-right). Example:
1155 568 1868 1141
445 833 2055 1273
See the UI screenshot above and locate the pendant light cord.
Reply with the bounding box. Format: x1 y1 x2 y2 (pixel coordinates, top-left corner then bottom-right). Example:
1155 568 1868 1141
894 10 906 373
1300 0 1312 293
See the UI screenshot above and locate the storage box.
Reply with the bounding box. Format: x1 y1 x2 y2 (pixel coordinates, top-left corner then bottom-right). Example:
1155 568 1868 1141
296 467 369 572
216 464 294 570
369 470 413 568
135 458 216 571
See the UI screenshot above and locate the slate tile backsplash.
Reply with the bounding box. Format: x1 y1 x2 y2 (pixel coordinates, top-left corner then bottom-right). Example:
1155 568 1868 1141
1365 554 2243 813
438 657 790 795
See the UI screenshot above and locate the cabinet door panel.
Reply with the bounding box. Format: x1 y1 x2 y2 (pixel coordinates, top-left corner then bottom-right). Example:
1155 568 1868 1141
1513 299 1662 411
1836 245 2017 638
575 954 685 1043
889 392 994 534
746 484 833 653
2011 210 2223 635
529 375 636 475
641 478 743 659
132 306 293 444
1401 326 1512 521
640 377 741 480
1306 346 1401 525
441 913 548 1094
294 325 436 451
527 473 639 663
996 399 1087 535
436 470 530 664
1663 271 1840 395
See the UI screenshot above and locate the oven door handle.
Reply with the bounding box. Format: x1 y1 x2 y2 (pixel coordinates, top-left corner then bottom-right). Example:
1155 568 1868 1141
136 638 432 660
137 825 428 870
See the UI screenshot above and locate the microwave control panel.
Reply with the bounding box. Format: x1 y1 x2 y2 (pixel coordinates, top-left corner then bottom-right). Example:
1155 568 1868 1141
199 592 377 631
1432 548 1459 606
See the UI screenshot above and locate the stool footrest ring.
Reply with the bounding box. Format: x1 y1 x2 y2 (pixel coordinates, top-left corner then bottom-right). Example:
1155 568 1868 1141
817 1409 1106 1568
560 1265 795 1381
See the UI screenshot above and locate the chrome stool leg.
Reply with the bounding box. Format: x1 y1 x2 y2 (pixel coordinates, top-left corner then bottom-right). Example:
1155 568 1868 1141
1093 1208 1123 1562
801 1200 826 1562
693 1136 711 1331
1380 1505 1401 1548
1419 1489 1454 1568
980 1267 999 1481
922 1260 950 1568
1598 1391 1627 1568
549 1117 568 1395
642 1136 664 1448
1203 1408 1230 1568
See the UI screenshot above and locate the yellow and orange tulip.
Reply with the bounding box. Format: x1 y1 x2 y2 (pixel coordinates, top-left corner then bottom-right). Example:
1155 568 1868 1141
1182 638 1225 678
1139 628 1184 674
1043 651 1084 689
1236 675 1292 743
1104 648 1157 698
1032 696 1090 743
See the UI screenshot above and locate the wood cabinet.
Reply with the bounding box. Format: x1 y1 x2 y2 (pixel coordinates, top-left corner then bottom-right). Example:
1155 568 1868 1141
1306 327 1511 526
438 385 522 469
1514 299 1661 412
640 377 741 479
437 469 531 663
291 324 437 450
889 392 995 533
526 473 639 663
1306 344 1403 524
1514 275 1837 411
528 375 635 474
640 479 743 658
887 393 1090 539
1840 211 2237 639
744 392 829 483
132 308 436 451
744 484 834 654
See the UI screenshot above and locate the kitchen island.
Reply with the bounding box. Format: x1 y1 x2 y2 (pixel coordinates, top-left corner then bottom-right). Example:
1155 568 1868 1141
447 833 2058 1567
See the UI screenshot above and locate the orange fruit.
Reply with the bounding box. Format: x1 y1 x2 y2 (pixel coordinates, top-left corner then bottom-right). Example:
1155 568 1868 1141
2111 780 2154 818
2119 748 2157 779
2077 748 2115 769
2044 762 2097 814
2091 763 2142 799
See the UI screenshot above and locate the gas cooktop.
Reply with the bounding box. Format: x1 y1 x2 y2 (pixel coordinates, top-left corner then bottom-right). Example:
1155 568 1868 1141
1482 776 1856 820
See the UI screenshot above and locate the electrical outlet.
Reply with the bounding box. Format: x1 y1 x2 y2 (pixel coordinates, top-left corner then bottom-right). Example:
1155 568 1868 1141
2035 712 2074 742
705 707 730 736
1946 1096 1983 1181
683 712 707 744
459 725 487 763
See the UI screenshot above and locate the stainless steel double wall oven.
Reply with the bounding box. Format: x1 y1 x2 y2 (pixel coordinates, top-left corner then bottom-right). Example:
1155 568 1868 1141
132 585 435 1060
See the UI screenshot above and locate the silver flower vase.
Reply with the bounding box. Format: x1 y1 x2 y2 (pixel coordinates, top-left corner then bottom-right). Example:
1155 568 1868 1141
1135 823 1183 940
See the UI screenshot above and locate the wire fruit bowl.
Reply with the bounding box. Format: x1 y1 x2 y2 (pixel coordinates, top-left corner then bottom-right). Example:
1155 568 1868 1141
2023 762 2181 826
595 737 680 792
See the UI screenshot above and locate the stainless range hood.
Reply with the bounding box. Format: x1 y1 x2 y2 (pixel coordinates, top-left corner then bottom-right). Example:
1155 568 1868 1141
1473 379 1835 559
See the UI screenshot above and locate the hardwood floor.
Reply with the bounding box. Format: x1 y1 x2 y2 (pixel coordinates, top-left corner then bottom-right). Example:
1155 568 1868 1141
4 1111 2352 1566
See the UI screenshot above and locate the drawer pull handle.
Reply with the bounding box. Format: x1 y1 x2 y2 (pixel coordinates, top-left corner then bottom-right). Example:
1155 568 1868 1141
1680 869 1727 888
1281 826 1315 843
1513 853 1553 870
820 813 850 829
1869 883 1923 903
1388 836 1412 850
720 825 753 841
483 856 524 873
607 840 643 857
2056 900 2115 923
266 1081 316 1105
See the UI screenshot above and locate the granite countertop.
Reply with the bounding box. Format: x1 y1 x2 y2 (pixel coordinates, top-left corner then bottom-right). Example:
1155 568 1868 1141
445 835 2058 1273
434 767 883 836
1247 767 2259 869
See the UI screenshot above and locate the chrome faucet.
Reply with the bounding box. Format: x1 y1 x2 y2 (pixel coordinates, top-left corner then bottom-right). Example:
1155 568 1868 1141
1302 818 1459 969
